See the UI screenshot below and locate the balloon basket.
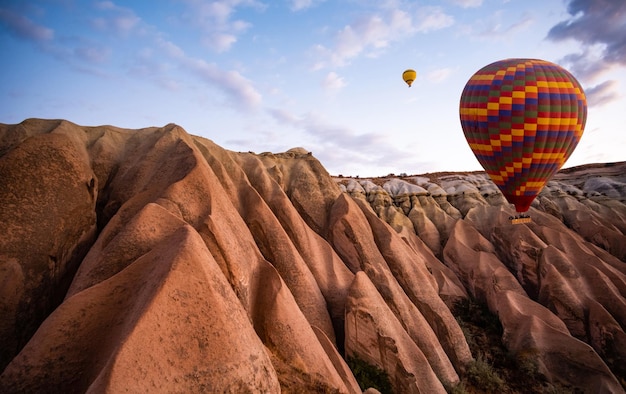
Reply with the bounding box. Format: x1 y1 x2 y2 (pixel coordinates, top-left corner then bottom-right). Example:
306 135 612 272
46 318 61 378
509 214 532 225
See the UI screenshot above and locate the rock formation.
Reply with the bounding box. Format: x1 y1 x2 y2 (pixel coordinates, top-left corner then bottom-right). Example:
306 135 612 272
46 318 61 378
1 119 625 393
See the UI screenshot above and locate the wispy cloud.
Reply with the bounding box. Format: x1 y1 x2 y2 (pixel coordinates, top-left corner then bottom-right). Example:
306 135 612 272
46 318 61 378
313 6 452 69
547 0 626 80
267 108 420 175
178 0 265 52
0 4 117 78
449 0 483 8
321 71 346 92
415 6 454 33
1 0 263 110
0 7 54 42
155 38 262 109
288 0 327 12
267 108 299 124
74 44 112 64
426 67 454 83
92 1 141 36
128 47 181 91
468 10 533 39
559 47 608 81
332 11 411 66
187 59 262 109
585 80 620 107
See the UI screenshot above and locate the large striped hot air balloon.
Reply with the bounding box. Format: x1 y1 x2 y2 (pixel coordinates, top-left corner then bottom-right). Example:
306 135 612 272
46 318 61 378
459 58 587 222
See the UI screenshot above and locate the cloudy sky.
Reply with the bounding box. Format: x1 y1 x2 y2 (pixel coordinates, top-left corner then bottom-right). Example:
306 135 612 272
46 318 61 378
1 0 624 176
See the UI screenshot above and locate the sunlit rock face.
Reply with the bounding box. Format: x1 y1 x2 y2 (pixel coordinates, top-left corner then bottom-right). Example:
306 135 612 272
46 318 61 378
1 119 625 393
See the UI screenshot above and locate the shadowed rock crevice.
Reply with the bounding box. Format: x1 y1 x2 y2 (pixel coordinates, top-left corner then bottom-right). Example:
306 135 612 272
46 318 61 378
0 129 98 372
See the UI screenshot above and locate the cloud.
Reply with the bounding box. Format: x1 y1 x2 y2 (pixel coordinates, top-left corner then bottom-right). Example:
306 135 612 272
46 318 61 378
178 0 264 52
268 108 419 175
314 6 452 69
187 59 262 109
2 1 263 111
449 0 483 8
92 1 141 36
332 13 401 64
559 47 608 81
128 47 183 91
202 33 238 53
547 0 626 79
584 80 620 107
415 6 454 32
158 37 186 58
289 0 327 12
156 38 262 109
268 110 376 150
468 9 533 40
267 108 299 124
0 4 118 74
321 71 346 91
75 44 112 64
313 10 415 69
0 7 54 42
426 67 454 83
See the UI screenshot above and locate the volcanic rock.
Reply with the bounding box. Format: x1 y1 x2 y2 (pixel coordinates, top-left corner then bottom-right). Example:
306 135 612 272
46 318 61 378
1 119 625 393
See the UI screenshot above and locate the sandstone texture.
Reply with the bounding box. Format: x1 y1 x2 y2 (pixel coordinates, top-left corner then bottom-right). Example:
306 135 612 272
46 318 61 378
1 119 625 393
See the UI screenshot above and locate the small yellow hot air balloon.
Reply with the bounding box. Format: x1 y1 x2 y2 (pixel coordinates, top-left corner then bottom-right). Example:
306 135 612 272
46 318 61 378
403 69 416 87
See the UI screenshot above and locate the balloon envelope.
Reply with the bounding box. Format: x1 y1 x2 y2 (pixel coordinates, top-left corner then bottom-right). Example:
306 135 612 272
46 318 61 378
403 69 416 87
459 58 587 213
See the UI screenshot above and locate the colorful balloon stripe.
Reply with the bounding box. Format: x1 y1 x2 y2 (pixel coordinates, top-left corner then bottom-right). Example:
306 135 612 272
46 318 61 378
459 59 587 213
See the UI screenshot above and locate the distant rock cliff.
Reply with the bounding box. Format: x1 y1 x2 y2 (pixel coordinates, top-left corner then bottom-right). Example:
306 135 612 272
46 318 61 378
1 119 625 393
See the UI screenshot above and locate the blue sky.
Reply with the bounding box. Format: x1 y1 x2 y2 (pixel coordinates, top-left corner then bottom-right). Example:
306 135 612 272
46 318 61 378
1 0 624 176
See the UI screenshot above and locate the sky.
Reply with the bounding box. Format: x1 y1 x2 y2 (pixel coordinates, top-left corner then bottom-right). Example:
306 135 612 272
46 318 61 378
1 0 625 177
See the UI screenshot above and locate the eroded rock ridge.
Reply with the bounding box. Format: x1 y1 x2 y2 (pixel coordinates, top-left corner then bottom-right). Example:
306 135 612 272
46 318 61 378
1 119 625 393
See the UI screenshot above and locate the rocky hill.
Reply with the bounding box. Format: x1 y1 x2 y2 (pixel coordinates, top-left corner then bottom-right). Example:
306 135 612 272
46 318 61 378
1 119 625 393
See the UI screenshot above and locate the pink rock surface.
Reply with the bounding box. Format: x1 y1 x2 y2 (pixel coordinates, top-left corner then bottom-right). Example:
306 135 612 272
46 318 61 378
1 119 625 393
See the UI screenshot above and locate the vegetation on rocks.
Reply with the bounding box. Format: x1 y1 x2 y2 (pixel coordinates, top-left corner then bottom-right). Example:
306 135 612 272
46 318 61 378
452 298 573 394
347 355 392 393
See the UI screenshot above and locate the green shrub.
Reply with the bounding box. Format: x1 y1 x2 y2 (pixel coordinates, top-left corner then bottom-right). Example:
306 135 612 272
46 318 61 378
451 298 575 393
515 348 541 382
465 355 506 392
454 298 502 336
447 381 468 394
347 354 393 393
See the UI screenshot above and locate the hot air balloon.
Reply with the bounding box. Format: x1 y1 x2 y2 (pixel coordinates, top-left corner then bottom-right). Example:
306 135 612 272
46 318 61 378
403 69 416 87
459 58 587 223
